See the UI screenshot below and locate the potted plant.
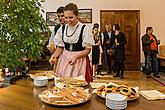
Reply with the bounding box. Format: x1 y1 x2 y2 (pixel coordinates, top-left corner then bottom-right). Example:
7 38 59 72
0 0 50 71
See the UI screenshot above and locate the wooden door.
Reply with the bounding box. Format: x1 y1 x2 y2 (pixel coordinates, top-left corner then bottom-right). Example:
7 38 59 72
100 10 140 70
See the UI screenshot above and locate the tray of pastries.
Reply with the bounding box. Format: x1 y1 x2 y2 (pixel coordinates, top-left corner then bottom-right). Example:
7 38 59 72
38 86 92 106
96 84 139 101
57 77 88 87
30 71 54 80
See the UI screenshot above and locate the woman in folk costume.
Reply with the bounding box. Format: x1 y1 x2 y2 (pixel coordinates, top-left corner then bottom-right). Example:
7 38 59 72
49 3 94 82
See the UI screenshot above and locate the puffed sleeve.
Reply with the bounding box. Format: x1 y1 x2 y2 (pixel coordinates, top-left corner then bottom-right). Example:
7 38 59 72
53 26 64 47
82 26 95 48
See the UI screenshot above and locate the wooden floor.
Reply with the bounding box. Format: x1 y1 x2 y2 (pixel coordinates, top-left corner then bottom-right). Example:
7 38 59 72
93 71 165 94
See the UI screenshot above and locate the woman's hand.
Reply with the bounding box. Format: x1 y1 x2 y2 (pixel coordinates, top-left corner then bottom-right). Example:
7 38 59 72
68 47 91 65
106 40 110 44
49 58 55 65
49 47 64 65
115 31 119 35
115 42 120 46
49 57 58 65
69 56 78 65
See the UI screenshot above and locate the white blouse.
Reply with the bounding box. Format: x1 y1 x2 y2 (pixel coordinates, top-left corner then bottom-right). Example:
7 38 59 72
53 21 94 48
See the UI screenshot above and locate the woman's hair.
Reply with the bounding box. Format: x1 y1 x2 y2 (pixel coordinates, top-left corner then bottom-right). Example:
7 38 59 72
92 26 99 34
93 23 99 28
146 27 152 33
92 26 98 30
115 24 120 30
64 3 79 16
57 6 64 13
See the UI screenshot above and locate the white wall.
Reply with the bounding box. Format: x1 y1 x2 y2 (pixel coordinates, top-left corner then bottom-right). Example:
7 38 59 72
41 0 165 62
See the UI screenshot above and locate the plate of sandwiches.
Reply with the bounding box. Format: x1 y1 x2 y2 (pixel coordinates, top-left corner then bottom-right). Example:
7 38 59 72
30 71 54 80
38 86 92 106
57 77 88 87
96 84 139 101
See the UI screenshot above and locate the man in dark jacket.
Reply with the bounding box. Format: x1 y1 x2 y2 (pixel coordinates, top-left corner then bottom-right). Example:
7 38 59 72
103 24 115 74
142 27 160 78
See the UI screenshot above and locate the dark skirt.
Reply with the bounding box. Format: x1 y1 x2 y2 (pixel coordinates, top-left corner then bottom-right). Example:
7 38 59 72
113 47 125 62
92 45 100 64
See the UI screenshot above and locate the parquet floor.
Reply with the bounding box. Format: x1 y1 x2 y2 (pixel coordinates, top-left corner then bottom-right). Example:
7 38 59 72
94 71 165 94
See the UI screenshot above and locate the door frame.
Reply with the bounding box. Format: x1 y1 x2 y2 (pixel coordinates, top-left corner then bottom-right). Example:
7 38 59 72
100 10 140 70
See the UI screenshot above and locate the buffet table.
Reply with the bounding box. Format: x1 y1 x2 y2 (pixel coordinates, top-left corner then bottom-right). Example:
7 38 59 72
0 78 164 110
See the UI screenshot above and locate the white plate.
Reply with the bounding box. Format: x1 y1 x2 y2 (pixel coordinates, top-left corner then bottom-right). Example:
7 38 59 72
34 76 48 87
106 93 127 101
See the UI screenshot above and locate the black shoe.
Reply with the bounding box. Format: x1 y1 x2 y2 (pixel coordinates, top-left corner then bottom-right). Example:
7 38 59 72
97 65 102 75
97 71 102 75
120 72 123 79
113 74 119 77
120 76 124 79
153 75 160 78
107 71 111 74
146 75 151 78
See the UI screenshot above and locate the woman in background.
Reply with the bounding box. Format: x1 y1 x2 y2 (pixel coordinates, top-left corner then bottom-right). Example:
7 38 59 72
92 26 101 77
112 24 127 79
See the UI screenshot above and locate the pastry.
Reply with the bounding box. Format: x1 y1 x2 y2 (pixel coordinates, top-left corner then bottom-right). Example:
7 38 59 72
120 88 131 96
39 86 91 105
30 72 54 79
97 85 105 91
58 78 88 87
96 84 139 100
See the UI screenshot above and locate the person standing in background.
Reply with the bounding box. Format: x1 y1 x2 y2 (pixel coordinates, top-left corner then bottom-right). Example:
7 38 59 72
142 27 160 78
47 6 65 54
93 23 103 75
92 26 101 77
103 24 114 74
112 24 127 79
111 24 117 73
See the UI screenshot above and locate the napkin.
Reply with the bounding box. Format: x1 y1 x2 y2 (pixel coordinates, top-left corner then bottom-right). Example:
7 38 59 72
139 90 165 100
90 82 107 89
107 82 119 87
74 75 85 80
